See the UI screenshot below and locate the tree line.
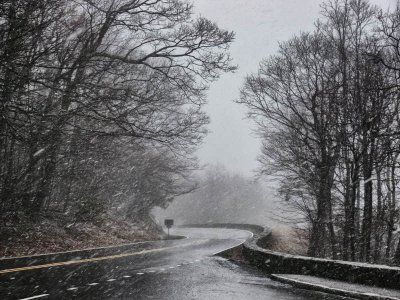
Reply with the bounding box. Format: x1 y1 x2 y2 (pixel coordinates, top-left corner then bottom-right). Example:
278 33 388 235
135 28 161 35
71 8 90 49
240 0 400 264
0 0 235 224
157 165 272 226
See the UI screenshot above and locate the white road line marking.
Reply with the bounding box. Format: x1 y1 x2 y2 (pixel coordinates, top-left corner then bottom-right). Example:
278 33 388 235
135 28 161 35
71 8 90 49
87 283 99 286
107 279 116 282
176 265 181 267
122 275 131 278
67 287 78 291
168 266 174 269
136 272 144 275
148 270 155 273
159 268 165 271
195 260 200 262
19 294 49 300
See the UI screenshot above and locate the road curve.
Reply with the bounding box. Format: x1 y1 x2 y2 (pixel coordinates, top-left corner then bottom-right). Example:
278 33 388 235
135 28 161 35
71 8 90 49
0 227 346 299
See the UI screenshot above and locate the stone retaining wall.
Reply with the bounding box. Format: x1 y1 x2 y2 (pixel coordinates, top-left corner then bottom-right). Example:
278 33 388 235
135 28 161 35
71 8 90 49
243 230 400 290
181 223 400 290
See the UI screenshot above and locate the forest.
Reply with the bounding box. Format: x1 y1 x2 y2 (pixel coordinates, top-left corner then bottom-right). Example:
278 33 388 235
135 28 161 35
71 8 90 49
4 0 400 268
240 0 400 264
0 0 235 234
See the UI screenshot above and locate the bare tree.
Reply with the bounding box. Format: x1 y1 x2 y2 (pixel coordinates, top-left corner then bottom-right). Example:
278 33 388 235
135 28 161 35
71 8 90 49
0 0 236 225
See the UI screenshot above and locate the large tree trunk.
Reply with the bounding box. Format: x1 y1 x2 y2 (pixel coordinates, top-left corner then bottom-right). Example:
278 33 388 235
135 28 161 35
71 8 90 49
360 132 375 262
342 161 352 260
373 168 384 262
361 165 373 262
385 159 397 261
308 163 335 258
343 158 360 261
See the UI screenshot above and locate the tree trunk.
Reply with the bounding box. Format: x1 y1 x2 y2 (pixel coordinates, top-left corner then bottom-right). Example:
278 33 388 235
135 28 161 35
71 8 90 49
373 168 384 262
361 167 373 262
393 240 400 265
361 136 375 262
385 159 397 261
343 158 359 261
308 164 334 258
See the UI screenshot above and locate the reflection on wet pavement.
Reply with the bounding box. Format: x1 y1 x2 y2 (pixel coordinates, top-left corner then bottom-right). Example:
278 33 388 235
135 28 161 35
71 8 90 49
0 228 348 300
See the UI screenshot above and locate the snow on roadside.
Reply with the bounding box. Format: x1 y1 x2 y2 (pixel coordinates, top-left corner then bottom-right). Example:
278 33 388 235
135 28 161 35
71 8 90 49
0 216 161 258
271 274 400 300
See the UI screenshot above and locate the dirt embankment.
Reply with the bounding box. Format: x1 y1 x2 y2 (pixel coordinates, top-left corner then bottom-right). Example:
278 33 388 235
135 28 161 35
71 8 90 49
220 225 308 263
0 214 162 258
268 226 308 255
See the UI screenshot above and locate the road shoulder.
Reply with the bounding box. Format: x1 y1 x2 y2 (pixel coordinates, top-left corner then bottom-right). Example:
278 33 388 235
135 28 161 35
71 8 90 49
270 274 400 300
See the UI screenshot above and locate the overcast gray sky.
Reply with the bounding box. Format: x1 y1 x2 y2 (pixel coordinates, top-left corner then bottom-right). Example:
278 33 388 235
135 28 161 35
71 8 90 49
192 0 394 176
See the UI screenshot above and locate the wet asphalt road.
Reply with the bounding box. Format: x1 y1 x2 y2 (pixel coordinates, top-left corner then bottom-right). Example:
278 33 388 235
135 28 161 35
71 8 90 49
0 227 349 300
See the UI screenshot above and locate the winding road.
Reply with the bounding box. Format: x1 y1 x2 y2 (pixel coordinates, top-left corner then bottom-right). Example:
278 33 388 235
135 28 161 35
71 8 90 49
0 227 347 299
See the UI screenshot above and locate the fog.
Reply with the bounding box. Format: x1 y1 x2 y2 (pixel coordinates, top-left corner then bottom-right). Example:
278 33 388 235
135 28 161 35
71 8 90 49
194 0 394 176
3 1 400 297
154 0 396 230
152 165 281 227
